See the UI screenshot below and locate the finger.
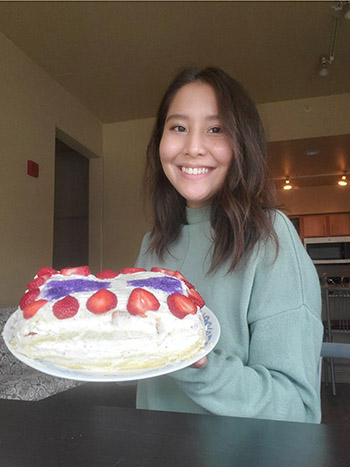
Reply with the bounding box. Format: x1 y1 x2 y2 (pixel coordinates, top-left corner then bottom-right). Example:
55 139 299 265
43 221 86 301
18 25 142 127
191 356 208 369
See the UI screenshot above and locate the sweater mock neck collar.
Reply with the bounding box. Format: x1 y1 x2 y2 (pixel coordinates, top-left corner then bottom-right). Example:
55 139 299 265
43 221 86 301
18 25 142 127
185 205 211 225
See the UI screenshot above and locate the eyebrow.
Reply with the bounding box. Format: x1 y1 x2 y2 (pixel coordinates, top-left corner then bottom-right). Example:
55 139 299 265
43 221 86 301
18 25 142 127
166 114 220 123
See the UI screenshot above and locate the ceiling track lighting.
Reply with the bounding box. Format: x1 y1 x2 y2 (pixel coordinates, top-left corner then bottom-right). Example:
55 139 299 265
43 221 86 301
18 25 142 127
274 172 350 189
338 175 348 186
319 1 350 77
283 178 293 190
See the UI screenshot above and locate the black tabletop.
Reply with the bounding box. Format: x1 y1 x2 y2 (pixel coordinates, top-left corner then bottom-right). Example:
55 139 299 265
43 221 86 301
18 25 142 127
0 396 349 467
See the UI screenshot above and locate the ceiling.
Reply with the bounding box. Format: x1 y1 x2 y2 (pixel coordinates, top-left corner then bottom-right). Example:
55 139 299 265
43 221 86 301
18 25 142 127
268 133 350 189
0 1 349 189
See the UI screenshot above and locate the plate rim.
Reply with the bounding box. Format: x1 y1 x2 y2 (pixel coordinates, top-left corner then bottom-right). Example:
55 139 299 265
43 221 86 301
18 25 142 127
3 306 220 382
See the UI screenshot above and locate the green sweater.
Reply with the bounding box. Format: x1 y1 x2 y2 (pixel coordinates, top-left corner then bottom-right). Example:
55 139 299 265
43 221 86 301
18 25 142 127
135 207 323 423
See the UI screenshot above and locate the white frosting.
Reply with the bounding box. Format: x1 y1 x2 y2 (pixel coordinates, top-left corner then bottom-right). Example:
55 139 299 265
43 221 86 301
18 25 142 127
11 271 206 370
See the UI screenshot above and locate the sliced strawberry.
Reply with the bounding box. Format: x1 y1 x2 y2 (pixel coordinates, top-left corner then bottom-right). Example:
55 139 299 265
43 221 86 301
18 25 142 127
120 268 146 274
20 289 40 310
27 276 46 291
60 266 90 277
127 288 160 317
52 295 79 319
23 299 48 319
151 267 176 276
173 271 195 289
167 293 197 319
187 288 205 308
36 267 58 278
96 270 119 279
151 268 194 288
86 289 117 314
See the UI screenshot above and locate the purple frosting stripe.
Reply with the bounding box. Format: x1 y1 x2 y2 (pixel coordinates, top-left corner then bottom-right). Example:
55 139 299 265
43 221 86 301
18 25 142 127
42 279 111 300
127 277 182 294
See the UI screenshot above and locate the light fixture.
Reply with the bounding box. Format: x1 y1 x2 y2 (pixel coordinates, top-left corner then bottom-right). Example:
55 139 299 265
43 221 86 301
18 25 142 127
338 175 348 186
283 178 293 190
305 149 320 156
345 3 350 19
319 57 331 77
273 172 350 187
336 1 350 19
318 1 350 77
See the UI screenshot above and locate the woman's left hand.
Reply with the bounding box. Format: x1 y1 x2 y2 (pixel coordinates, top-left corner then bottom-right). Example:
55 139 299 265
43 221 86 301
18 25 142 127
190 356 208 369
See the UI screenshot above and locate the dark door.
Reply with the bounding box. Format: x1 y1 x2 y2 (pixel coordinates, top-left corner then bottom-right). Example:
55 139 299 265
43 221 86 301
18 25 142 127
53 139 89 270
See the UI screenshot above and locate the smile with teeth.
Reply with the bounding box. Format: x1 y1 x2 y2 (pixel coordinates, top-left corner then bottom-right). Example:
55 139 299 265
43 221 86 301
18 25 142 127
181 167 210 175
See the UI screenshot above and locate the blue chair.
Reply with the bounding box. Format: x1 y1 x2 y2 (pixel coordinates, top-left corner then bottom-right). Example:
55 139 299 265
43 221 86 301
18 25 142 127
321 287 350 396
321 342 350 396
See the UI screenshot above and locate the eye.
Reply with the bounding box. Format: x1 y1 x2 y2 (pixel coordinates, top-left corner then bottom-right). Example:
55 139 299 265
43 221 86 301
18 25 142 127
209 127 223 134
171 125 186 132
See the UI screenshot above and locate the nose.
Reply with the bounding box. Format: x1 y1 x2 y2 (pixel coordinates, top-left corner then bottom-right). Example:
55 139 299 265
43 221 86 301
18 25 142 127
184 130 207 157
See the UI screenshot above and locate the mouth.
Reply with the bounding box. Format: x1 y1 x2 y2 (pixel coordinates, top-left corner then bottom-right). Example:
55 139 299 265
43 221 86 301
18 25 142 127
180 166 212 175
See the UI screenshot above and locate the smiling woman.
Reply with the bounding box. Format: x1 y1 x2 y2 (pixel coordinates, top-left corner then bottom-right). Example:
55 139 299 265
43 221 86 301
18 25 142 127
159 82 233 209
135 66 323 423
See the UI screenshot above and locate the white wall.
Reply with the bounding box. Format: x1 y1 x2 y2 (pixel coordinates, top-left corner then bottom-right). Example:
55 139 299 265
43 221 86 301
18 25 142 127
0 34 103 306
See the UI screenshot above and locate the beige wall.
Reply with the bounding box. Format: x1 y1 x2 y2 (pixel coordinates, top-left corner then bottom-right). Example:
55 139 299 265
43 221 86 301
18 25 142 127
276 185 350 216
0 34 103 306
102 118 155 271
102 93 350 271
259 93 350 142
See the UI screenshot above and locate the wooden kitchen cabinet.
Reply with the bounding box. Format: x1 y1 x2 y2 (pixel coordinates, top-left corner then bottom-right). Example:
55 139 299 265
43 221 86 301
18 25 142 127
302 215 328 237
328 213 350 236
302 213 350 238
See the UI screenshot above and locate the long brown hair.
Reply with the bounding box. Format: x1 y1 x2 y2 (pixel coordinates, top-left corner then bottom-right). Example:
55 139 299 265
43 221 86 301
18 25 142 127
144 66 277 272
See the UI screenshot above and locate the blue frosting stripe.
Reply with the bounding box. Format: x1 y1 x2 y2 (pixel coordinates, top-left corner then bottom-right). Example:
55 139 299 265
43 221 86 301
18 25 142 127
42 279 111 300
127 276 182 294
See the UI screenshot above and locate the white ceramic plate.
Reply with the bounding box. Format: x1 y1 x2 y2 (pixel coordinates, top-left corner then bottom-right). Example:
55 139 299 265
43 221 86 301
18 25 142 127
3 306 220 382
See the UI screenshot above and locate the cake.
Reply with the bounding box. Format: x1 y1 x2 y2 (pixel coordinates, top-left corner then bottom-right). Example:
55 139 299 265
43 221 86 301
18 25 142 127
6 266 206 371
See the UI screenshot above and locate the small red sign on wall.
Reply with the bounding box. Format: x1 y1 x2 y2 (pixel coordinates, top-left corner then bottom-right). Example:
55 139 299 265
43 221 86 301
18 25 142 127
27 160 39 178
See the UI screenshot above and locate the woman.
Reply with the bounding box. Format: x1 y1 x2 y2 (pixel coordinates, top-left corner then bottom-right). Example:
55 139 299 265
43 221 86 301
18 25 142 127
135 66 323 422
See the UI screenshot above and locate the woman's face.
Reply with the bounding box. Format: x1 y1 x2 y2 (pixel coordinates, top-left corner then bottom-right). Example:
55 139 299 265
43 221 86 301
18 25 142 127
159 82 233 209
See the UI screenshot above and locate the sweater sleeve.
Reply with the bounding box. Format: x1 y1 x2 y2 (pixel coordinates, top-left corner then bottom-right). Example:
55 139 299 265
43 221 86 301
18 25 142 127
170 305 322 422
170 213 323 422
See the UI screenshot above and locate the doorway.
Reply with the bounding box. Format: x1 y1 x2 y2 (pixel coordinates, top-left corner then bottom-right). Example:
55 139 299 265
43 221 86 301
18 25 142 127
53 139 89 270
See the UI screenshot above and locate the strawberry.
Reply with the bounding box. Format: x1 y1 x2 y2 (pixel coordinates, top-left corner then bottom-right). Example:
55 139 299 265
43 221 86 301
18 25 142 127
187 288 205 308
60 266 90 277
151 268 194 288
96 270 119 279
173 271 195 289
127 288 160 317
167 293 197 319
120 268 146 274
36 267 58 278
151 267 176 276
86 289 117 314
20 289 40 310
27 276 46 291
52 295 79 319
23 299 48 319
